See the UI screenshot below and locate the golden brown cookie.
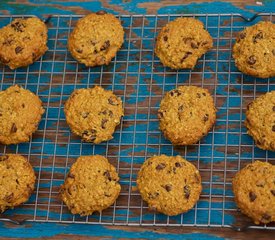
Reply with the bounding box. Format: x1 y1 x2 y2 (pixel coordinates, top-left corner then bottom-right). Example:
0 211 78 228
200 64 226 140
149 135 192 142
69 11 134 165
137 155 202 216
64 86 123 144
158 86 216 145
232 161 275 224
232 21 275 78
68 11 124 67
0 85 45 145
0 17 48 69
0 154 36 213
60 155 121 216
245 91 275 151
155 17 213 69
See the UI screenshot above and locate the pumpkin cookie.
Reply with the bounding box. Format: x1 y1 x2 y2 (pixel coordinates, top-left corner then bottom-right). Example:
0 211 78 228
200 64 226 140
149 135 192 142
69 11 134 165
64 86 123 144
137 155 202 216
0 154 36 213
155 17 213 69
68 11 124 67
232 161 275 224
158 86 216 145
232 21 275 78
60 155 121 216
0 17 48 69
0 85 44 145
245 91 275 151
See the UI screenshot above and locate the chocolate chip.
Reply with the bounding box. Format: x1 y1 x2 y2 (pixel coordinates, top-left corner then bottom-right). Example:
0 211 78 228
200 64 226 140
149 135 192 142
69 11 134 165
262 214 271 222
256 180 265 187
101 119 108 129
202 92 206 96
108 96 119 106
101 110 108 115
148 192 159 199
184 185 190 199
109 110 113 117
272 126 275 132
181 52 192 62
4 193 14 202
163 35 168 41
191 41 198 49
76 49 83 53
10 123 17 133
253 32 263 43
90 40 97 46
270 190 275 196
81 112 89 118
82 129 97 142
163 184 172 192
197 93 201 98
170 89 181 97
158 111 164 119
3 38 14 46
22 103 25 108
249 191 257 202
15 46 23 54
23 36 30 41
175 162 182 168
247 55 256 65
201 41 209 46
239 32 246 39
273 106 275 112
11 21 25 32
156 163 166 170
100 40 110 51
104 171 112 181
203 114 209 122
178 105 184 112
272 49 275 56
0 156 9 161
96 10 107 15
68 173 75 179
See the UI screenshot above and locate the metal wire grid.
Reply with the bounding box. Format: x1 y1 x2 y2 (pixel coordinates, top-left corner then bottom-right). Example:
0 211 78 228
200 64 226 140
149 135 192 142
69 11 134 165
0 13 275 230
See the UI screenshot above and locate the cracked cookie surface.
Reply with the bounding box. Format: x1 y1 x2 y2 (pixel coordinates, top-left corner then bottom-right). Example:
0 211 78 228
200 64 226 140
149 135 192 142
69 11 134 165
245 91 275 151
60 155 121 216
0 85 44 145
0 154 36 213
0 17 48 69
137 155 202 216
68 11 124 67
158 86 216 145
232 161 275 224
155 17 213 69
232 21 275 78
64 86 123 144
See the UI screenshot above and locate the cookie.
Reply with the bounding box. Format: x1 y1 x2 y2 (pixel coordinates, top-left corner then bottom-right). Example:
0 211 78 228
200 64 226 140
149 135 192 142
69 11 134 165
245 91 275 151
232 21 275 78
158 86 216 145
0 17 48 69
60 155 121 216
232 161 275 224
0 154 36 213
137 155 202 216
0 85 45 145
155 17 213 69
64 86 123 144
68 11 124 67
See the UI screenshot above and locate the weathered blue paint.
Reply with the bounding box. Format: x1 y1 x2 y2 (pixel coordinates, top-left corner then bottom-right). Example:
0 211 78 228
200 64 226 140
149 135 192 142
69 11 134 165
0 222 225 239
0 1 275 239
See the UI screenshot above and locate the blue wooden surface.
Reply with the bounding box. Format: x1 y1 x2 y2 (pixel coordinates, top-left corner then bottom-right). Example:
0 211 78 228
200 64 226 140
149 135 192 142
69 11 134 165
0 1 275 239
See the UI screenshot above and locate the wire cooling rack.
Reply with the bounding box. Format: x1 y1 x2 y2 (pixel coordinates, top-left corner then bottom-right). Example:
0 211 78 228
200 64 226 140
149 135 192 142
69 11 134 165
0 13 275 230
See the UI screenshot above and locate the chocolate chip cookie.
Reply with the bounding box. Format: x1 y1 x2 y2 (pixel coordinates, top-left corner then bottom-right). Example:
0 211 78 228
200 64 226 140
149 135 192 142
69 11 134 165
137 155 202 216
245 91 275 151
158 86 216 145
0 17 48 69
0 154 36 213
232 21 275 78
64 86 123 144
68 11 124 67
0 85 44 145
60 155 121 216
232 161 275 224
155 17 213 69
